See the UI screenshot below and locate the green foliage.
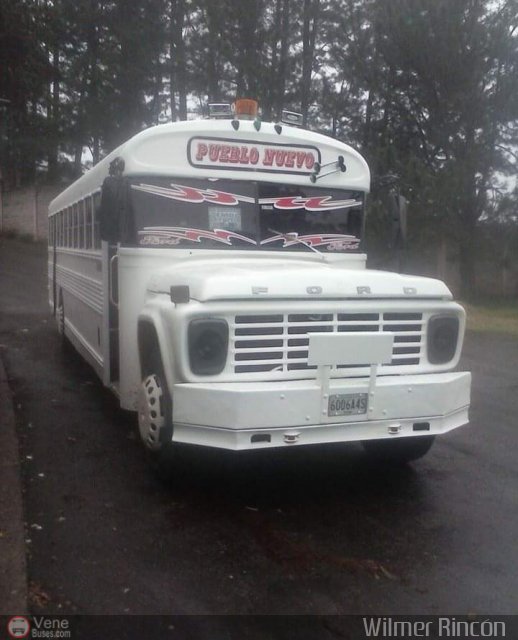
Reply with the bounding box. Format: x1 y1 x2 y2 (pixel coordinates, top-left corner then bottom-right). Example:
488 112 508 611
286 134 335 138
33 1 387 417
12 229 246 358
2 0 518 296
0 0 53 184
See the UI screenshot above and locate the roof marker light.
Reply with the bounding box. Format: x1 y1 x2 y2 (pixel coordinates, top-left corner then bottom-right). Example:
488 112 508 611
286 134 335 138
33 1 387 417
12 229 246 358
234 98 258 120
208 103 232 119
281 110 303 127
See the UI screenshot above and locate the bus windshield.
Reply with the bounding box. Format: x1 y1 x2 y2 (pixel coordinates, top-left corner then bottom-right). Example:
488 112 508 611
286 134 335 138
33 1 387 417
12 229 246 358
128 177 364 253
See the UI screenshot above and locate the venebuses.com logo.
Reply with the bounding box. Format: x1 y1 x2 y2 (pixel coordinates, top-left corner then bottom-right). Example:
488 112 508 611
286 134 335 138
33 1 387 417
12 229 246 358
6 617 71 639
7 617 30 639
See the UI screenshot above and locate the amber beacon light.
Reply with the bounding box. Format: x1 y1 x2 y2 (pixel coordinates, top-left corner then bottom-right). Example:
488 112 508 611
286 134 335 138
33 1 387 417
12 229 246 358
234 98 258 120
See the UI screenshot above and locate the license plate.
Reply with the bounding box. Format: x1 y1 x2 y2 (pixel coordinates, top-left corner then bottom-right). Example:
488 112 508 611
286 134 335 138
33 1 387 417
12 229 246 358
328 393 368 417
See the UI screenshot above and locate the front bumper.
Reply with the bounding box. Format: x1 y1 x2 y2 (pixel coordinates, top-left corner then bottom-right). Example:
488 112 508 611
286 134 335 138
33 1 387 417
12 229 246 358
171 371 471 450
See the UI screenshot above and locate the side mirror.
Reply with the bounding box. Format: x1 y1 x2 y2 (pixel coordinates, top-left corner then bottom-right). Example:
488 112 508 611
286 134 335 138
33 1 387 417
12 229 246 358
100 176 123 243
388 191 408 248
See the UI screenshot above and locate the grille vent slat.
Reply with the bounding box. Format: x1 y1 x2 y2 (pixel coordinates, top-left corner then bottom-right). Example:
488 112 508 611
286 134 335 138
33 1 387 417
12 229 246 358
393 346 421 354
235 326 283 336
288 325 333 334
235 352 284 361
236 364 282 373
383 324 422 332
288 363 317 371
288 313 333 322
235 314 283 324
394 335 421 344
338 313 378 321
287 351 308 359
288 338 309 346
234 339 283 349
232 311 424 375
338 325 380 332
386 358 420 366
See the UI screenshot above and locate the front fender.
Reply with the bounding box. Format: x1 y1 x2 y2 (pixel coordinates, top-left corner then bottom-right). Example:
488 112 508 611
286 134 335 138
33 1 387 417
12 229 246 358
138 295 178 397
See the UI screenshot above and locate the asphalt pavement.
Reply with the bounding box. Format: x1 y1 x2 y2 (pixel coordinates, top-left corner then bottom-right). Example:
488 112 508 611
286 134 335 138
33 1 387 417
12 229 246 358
0 356 27 613
1 236 518 619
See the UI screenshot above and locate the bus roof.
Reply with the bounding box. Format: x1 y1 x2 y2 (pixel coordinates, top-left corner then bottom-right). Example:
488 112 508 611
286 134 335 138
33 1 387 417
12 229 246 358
49 119 370 215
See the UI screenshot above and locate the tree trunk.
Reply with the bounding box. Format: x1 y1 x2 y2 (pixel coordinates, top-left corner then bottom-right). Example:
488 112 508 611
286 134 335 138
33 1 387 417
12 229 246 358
205 2 221 102
92 136 100 166
73 145 83 178
86 6 100 160
363 90 373 151
170 0 187 121
437 235 447 281
262 0 282 119
47 44 60 181
301 0 319 126
276 0 290 118
176 0 187 120
458 224 477 299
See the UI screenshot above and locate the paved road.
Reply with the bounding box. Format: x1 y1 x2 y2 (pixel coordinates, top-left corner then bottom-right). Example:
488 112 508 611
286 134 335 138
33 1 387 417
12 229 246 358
1 237 517 616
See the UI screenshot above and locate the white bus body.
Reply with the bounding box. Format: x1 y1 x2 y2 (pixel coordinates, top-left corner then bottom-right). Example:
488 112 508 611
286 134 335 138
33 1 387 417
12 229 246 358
48 114 471 463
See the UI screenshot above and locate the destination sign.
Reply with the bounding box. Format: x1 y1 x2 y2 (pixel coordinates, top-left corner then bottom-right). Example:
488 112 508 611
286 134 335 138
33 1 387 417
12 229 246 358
188 137 320 174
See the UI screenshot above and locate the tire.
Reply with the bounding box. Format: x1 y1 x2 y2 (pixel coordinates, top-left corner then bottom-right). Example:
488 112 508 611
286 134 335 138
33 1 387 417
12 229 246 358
361 435 435 464
56 292 65 335
56 292 69 350
137 351 176 481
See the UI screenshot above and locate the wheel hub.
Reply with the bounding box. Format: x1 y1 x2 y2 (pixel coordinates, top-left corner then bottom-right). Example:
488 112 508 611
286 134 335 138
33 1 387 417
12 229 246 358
137 374 165 451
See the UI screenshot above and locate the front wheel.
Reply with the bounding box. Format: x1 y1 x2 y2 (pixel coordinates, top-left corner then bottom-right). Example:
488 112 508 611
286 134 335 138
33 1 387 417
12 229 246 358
137 357 176 481
361 436 435 464
138 373 169 451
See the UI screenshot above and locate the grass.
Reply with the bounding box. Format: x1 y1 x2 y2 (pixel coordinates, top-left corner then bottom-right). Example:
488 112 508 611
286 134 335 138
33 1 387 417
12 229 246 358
0 230 46 245
462 300 518 336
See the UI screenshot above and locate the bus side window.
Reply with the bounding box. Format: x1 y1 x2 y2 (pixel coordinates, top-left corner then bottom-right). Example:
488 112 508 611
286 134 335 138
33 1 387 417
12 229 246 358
85 198 93 250
70 206 74 248
73 204 78 249
68 207 73 248
66 207 70 248
93 193 101 249
79 201 85 249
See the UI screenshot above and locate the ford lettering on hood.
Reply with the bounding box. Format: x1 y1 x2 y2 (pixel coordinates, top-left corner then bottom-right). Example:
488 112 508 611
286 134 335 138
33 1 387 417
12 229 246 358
147 257 452 301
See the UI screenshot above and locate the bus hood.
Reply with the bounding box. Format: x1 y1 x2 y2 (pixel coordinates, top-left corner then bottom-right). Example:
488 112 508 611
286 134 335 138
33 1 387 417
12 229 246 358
147 257 452 301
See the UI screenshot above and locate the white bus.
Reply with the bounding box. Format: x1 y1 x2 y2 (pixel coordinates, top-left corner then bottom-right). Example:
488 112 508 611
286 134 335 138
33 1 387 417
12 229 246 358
48 99 471 469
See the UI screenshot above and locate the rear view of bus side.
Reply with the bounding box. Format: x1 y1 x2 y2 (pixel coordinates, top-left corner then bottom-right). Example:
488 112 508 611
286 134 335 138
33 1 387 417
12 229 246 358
47 100 471 468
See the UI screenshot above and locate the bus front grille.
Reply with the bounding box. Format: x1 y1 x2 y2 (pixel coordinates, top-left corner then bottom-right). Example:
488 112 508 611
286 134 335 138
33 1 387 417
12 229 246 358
231 312 423 375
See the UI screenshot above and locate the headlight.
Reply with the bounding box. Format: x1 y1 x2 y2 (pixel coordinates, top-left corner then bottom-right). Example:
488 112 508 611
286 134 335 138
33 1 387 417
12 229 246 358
427 315 460 364
188 319 229 375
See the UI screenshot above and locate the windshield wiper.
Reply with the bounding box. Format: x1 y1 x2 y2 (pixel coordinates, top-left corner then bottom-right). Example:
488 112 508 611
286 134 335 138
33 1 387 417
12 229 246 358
267 228 325 258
